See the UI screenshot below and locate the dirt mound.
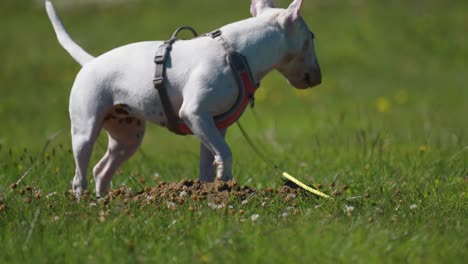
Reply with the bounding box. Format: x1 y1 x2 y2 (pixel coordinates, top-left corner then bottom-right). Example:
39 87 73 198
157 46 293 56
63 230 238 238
4 179 340 213
93 179 325 208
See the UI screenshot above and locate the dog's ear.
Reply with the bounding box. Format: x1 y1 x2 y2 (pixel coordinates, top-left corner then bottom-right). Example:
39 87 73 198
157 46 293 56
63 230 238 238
278 0 304 31
250 0 276 17
285 0 303 22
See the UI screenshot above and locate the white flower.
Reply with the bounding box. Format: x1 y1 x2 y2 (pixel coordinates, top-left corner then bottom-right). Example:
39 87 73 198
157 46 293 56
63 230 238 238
207 202 225 210
345 205 355 215
166 202 176 209
45 192 57 199
410 204 418 210
251 214 260 222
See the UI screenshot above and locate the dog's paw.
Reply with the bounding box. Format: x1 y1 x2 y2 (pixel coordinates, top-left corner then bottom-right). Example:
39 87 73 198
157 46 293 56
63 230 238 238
216 167 233 181
72 178 87 202
214 156 233 181
95 178 112 198
73 189 83 202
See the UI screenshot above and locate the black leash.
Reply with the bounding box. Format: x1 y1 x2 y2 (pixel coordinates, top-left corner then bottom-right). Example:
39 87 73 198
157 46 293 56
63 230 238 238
236 122 281 172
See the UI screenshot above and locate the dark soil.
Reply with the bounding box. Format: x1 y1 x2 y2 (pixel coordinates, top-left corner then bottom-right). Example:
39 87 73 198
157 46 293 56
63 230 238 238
89 179 330 209
5 179 343 212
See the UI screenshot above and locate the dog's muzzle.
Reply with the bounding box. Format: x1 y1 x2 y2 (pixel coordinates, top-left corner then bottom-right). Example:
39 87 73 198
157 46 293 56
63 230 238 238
305 66 321 87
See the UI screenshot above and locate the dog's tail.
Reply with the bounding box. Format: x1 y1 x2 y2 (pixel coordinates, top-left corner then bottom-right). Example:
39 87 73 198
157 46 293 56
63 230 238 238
45 0 95 66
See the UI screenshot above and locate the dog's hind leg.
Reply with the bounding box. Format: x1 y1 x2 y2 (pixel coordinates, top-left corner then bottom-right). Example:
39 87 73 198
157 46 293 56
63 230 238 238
71 118 101 200
93 114 146 197
199 128 227 182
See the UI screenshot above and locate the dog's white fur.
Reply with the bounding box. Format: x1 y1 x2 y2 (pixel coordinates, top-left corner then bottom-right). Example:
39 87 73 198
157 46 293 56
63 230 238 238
45 0 321 198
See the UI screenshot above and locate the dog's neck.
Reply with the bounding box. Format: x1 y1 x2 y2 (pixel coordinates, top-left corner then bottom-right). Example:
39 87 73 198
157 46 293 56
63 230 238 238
220 12 287 83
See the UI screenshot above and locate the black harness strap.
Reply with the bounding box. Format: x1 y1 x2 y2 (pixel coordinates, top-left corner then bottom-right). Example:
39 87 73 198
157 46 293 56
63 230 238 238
153 26 198 135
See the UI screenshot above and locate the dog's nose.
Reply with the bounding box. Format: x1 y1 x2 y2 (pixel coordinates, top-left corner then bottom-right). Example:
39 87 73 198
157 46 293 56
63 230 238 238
314 67 322 85
312 58 322 86
306 66 321 87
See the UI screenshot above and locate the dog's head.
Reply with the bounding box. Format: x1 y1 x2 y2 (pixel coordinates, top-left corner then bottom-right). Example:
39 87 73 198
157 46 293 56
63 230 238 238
251 0 321 89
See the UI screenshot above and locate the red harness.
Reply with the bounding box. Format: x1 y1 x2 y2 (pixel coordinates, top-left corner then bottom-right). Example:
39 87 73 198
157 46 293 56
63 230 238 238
154 28 259 135
175 71 256 135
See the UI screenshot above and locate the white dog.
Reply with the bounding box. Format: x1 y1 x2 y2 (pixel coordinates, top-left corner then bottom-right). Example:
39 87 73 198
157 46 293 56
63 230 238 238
45 0 321 199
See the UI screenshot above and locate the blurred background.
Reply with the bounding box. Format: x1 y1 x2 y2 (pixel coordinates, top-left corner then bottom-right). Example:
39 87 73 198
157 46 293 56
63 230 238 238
0 0 466 184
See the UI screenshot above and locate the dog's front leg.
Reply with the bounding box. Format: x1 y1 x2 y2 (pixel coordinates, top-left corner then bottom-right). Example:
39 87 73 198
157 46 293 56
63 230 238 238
199 128 227 182
180 110 232 181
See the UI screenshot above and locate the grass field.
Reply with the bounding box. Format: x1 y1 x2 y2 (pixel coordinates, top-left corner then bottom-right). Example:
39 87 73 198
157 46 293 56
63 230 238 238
0 0 467 263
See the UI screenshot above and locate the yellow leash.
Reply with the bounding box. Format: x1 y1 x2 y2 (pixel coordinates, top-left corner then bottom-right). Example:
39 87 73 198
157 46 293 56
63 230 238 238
236 122 332 199
282 172 331 199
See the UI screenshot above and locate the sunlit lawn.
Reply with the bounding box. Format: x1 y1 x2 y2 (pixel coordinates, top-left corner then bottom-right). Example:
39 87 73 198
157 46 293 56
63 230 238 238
0 0 466 263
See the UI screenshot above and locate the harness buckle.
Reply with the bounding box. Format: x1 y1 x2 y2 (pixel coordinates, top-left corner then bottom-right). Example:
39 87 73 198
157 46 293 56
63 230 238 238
153 77 164 89
154 54 166 64
249 94 255 108
211 30 222 39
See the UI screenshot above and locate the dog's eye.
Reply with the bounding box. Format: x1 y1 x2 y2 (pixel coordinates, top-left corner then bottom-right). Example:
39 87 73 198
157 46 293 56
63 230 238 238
310 31 315 40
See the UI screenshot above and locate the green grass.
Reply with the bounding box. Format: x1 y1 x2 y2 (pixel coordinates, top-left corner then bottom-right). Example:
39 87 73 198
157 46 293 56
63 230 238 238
0 0 467 263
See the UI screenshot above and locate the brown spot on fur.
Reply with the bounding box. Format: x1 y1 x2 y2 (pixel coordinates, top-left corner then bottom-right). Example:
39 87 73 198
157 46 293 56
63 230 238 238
136 120 142 127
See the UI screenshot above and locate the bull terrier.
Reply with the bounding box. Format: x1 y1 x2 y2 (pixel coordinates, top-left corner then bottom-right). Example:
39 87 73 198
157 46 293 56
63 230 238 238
45 0 321 199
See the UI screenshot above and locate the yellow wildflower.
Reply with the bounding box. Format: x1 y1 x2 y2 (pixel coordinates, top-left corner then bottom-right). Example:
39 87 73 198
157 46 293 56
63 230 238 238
376 97 391 112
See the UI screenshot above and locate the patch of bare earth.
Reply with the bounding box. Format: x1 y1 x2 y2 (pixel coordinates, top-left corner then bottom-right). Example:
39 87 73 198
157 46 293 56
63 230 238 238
96 179 320 208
